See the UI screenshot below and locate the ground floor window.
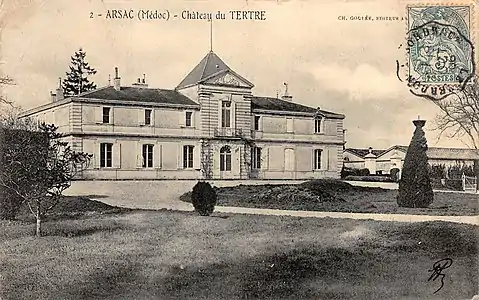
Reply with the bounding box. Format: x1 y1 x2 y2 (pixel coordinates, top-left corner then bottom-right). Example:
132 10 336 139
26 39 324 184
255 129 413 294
252 147 261 169
183 145 194 168
220 145 232 171
142 144 154 168
100 143 113 168
314 149 322 170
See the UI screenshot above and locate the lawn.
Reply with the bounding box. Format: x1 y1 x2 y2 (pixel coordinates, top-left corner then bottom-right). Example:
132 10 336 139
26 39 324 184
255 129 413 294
180 179 478 216
0 197 478 300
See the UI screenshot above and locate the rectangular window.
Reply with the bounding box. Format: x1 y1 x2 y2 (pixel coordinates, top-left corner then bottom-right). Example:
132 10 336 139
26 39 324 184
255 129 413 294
252 147 262 169
315 118 322 133
286 118 293 133
100 143 113 168
102 107 111 124
183 145 194 168
142 144 154 168
314 149 322 170
254 116 260 131
185 111 192 127
221 101 231 128
145 109 152 125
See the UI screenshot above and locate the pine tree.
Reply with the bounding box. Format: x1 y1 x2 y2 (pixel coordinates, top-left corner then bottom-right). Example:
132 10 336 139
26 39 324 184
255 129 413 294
62 48 97 96
397 119 434 208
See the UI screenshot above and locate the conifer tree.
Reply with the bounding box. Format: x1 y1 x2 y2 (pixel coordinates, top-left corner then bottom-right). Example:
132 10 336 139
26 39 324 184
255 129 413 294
62 48 97 96
397 119 434 208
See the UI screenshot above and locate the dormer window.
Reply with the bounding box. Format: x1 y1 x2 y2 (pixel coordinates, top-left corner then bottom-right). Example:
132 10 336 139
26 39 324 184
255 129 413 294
314 117 322 133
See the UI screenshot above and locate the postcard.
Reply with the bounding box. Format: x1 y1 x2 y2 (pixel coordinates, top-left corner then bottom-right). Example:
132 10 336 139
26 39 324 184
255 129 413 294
0 0 477 299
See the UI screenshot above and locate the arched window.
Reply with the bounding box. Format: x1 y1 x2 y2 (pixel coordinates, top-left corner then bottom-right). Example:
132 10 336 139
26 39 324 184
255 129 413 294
220 145 232 171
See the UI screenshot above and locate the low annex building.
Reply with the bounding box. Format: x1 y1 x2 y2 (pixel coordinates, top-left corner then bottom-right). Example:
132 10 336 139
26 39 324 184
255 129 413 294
344 145 479 175
20 51 346 180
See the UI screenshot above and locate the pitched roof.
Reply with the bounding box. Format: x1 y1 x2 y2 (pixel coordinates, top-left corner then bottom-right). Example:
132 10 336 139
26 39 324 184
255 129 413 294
426 147 479 160
251 96 345 118
345 148 386 158
347 145 479 160
80 86 199 106
177 51 233 89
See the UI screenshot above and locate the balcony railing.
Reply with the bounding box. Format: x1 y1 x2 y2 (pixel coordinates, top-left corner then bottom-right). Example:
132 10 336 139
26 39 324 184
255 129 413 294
214 127 243 138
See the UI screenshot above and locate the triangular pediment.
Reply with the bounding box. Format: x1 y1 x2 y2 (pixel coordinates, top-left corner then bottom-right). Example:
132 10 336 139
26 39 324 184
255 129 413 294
202 70 254 88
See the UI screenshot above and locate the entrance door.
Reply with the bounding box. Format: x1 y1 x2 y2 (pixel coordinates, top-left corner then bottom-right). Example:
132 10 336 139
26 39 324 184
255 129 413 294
219 145 232 178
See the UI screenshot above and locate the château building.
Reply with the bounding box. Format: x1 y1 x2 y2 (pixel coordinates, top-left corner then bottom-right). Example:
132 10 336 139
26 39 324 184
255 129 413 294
19 51 346 180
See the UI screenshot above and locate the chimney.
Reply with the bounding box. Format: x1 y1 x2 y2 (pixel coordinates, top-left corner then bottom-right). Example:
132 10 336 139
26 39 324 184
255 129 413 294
132 73 148 88
281 82 293 101
56 77 64 101
50 91 57 102
113 67 121 91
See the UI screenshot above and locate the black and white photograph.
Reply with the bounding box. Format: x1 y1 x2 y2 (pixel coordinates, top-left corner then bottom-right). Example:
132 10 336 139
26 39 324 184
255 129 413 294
0 0 478 299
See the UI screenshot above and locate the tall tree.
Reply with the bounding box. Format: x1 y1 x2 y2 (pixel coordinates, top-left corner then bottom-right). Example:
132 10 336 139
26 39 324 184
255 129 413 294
397 119 434 208
432 74 479 149
62 48 97 96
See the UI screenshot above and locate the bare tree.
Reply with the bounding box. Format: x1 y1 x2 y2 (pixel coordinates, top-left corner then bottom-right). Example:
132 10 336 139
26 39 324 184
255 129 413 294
0 123 92 236
432 74 479 149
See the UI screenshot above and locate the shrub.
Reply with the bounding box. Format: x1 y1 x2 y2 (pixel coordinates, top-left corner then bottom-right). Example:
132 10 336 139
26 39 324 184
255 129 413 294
0 189 23 220
344 175 393 182
358 168 370 176
390 168 400 182
191 181 217 216
397 120 434 208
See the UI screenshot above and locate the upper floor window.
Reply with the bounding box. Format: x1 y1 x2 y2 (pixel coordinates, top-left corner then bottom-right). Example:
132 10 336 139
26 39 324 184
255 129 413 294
254 116 261 131
102 107 111 124
220 145 232 171
100 143 113 168
185 111 192 127
314 149 322 170
142 144 154 168
145 109 152 125
286 118 293 133
221 101 231 128
252 147 261 169
183 145 194 168
314 117 322 133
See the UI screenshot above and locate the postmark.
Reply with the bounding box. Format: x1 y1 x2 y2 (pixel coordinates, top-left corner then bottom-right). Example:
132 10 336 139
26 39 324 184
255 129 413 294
397 4 476 101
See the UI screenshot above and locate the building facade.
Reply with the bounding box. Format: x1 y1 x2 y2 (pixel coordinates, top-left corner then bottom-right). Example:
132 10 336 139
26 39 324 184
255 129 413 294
20 51 346 180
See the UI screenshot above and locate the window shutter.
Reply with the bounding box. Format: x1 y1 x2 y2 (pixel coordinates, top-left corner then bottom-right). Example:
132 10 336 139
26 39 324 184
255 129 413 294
178 111 186 128
136 141 143 168
155 143 162 169
95 106 103 124
261 147 269 170
110 108 114 125
93 140 100 169
193 144 201 170
113 142 121 169
323 148 328 171
218 100 223 128
138 109 145 126
311 149 315 170
150 109 155 126
231 101 236 129
177 144 184 169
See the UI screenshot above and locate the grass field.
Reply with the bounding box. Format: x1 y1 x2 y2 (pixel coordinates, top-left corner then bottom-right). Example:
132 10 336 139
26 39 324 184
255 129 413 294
180 180 478 216
1 197 477 300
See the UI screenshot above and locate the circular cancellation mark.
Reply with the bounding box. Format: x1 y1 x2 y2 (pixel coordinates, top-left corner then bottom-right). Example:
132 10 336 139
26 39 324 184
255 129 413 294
398 20 475 101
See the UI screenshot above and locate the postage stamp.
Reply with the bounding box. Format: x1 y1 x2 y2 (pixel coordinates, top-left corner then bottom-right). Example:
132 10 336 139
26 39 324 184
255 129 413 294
401 4 476 100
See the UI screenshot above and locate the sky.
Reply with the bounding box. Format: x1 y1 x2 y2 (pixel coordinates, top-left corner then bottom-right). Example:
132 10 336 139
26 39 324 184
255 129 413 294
0 0 477 149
